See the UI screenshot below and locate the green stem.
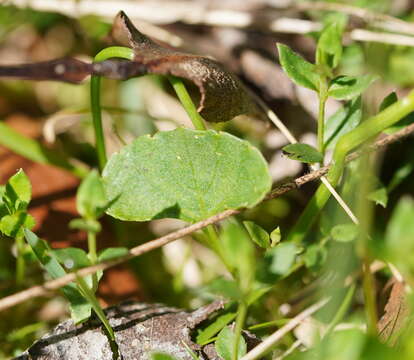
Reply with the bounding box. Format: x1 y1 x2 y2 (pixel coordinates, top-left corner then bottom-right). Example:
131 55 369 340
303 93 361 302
317 79 328 156
233 301 248 360
362 258 378 334
324 284 355 337
168 76 207 131
91 46 135 172
204 224 233 272
76 274 116 341
286 90 414 243
87 231 98 290
15 236 25 287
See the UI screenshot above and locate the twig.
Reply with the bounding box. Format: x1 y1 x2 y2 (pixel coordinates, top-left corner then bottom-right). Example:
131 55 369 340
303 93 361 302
240 298 330 360
0 123 413 312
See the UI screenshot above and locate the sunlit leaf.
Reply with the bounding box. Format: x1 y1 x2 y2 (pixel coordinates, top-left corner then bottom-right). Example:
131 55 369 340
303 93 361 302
103 128 271 222
270 227 282 247
0 212 35 238
277 43 320 91
4 169 31 213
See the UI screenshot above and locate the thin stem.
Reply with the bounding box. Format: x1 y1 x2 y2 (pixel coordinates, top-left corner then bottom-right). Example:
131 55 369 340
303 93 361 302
87 231 98 291
324 284 356 337
204 224 233 272
15 236 25 287
317 80 328 156
76 274 116 341
91 46 135 172
362 258 378 334
233 301 248 360
168 76 207 131
286 90 414 243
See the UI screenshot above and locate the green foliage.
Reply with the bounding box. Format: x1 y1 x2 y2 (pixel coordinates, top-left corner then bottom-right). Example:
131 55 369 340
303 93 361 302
304 244 327 271
268 243 298 276
316 22 343 71
380 92 414 134
98 247 129 262
367 186 388 208
385 196 414 276
24 229 92 323
215 326 247 360
196 311 237 346
282 143 323 164
277 43 320 91
243 221 270 249
270 227 281 246
327 75 378 100
331 224 359 243
53 248 91 270
103 128 271 222
324 97 362 150
205 278 243 300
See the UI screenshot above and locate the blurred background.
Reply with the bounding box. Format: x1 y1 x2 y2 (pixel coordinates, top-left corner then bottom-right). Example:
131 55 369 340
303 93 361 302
1 0 414 358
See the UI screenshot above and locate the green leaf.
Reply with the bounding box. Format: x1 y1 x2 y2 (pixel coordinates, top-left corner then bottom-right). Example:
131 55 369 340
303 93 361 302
4 169 31 213
53 248 91 270
215 327 247 360
367 186 388 208
24 229 91 323
196 311 237 345
277 43 320 91
282 143 323 164
380 92 414 134
385 197 414 273
270 227 281 247
243 221 270 248
69 218 101 233
331 223 359 243
77 170 109 219
103 128 271 222
324 97 362 150
0 212 35 238
205 278 243 300
151 353 179 360
98 247 129 262
316 22 343 70
304 244 327 271
220 220 255 288
387 160 414 193
328 75 378 100
268 243 298 276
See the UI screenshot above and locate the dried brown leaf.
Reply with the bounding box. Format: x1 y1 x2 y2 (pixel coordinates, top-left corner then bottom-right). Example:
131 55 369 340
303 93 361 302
378 280 409 345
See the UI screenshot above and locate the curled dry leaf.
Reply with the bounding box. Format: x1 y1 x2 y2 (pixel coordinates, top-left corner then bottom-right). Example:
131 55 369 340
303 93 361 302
109 11 256 122
0 11 257 123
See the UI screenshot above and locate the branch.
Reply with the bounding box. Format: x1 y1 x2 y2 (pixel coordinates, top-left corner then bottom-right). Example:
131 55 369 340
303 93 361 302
1 123 414 312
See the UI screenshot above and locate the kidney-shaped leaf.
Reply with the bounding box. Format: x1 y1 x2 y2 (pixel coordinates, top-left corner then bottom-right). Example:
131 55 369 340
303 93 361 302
103 128 271 222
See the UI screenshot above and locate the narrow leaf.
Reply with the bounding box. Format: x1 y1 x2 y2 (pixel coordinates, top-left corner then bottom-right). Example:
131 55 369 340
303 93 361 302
328 74 378 100
316 22 343 70
243 221 270 248
277 43 320 91
282 143 323 164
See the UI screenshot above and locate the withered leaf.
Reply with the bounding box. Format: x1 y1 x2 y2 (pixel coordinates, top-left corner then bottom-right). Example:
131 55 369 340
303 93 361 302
0 11 257 123
378 280 409 345
110 11 256 123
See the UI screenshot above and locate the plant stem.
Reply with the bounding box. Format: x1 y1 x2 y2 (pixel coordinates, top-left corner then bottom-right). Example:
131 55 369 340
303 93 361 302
91 46 135 172
15 236 25 287
233 301 248 360
87 231 98 290
76 274 116 341
286 90 414 244
324 284 355 337
317 79 328 156
204 224 233 272
168 76 207 131
362 258 378 334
